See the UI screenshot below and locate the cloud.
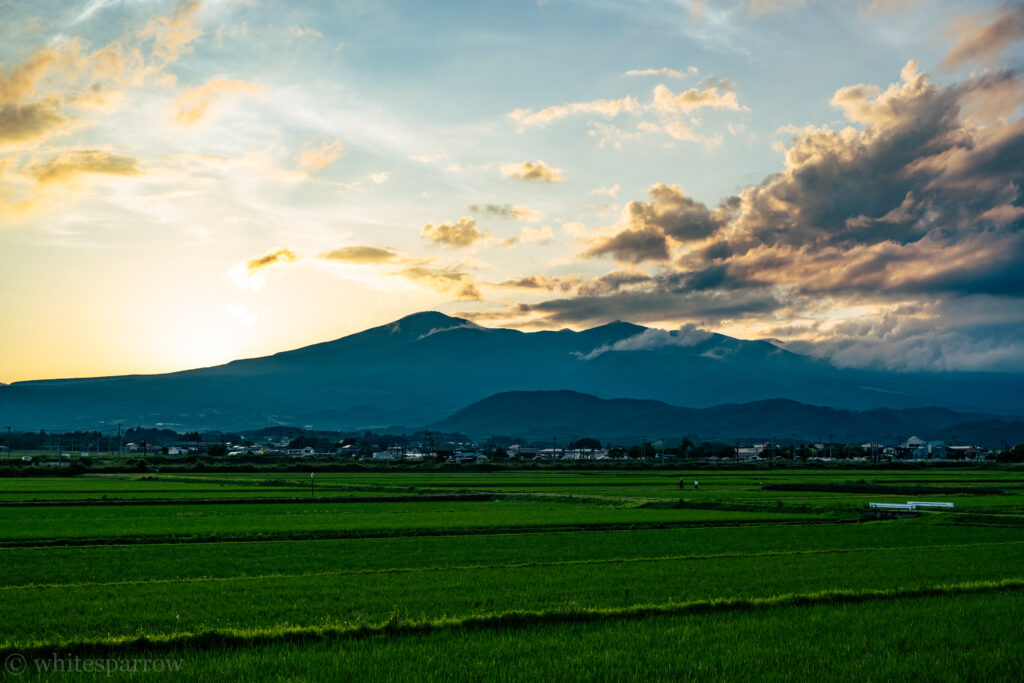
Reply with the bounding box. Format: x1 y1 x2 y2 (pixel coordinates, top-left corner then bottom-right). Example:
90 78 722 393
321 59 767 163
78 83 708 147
319 246 398 264
288 26 323 40
421 217 487 248
370 171 390 183
0 2 208 154
510 96 641 127
624 67 695 79
246 248 299 275
472 63 1024 370
941 4 1024 70
592 185 620 198
0 40 131 149
468 203 544 221
138 0 203 64
742 0 811 17
0 44 78 105
0 3 244 223
408 153 448 163
299 139 344 172
399 264 481 300
496 274 579 291
510 80 745 147
639 119 724 148
417 322 483 340
583 183 730 262
0 101 72 144
29 150 140 184
652 83 745 114
520 224 554 244
500 160 566 182
511 81 744 129
172 78 264 128
575 324 713 360
582 226 670 263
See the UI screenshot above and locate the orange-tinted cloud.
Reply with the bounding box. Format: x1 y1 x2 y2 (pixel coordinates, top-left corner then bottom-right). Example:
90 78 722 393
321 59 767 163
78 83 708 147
421 217 487 248
173 78 264 128
624 67 694 79
139 0 203 64
942 4 1024 70
468 204 544 221
246 248 299 275
29 150 140 184
510 96 640 127
0 101 71 144
583 183 730 263
652 83 745 114
500 160 565 182
319 246 398 264
299 140 344 172
496 274 579 292
399 264 481 300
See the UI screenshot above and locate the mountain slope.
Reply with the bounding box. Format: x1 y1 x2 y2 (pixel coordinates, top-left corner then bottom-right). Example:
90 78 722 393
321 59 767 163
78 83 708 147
1 311 1022 431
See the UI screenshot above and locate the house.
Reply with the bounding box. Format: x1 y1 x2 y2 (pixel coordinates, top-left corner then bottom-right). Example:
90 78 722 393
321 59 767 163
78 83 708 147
736 444 773 459
901 437 945 459
508 445 538 459
372 449 404 460
947 445 986 460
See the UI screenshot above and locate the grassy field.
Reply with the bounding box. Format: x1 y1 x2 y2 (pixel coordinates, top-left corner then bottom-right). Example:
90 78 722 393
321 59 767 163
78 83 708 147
1 467 1021 680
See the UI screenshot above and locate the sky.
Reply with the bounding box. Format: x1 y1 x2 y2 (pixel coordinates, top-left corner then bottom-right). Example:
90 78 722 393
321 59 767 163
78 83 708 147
0 0 1022 382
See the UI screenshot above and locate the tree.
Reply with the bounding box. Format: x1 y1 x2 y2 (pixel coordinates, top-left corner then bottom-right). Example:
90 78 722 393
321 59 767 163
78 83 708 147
997 443 1024 463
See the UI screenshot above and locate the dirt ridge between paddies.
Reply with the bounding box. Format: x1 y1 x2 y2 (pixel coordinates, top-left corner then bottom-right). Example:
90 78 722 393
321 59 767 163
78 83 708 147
2 579 1021 657
763 483 1005 495
0 493 494 507
0 517 840 549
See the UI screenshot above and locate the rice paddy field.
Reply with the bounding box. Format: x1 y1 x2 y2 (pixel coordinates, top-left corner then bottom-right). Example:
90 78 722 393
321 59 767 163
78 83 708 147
1 468 1022 681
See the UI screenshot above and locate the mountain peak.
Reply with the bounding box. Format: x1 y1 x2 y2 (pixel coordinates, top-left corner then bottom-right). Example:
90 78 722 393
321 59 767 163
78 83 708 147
385 311 480 338
395 311 466 325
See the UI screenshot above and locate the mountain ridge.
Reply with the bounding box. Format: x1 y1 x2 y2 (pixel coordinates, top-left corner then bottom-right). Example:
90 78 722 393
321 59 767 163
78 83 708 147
428 390 1024 446
2 311 1022 431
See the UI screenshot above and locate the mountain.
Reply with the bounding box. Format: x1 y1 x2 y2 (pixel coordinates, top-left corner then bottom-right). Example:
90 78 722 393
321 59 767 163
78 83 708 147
1 311 1023 431
429 390 1024 446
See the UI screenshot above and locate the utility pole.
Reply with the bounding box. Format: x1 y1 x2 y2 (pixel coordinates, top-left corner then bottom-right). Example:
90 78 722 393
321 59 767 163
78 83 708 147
5 426 9 466
310 471 315 498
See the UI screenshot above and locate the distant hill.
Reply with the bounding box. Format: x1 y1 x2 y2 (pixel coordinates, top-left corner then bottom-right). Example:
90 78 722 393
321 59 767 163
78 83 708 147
429 390 1024 446
1 311 1023 431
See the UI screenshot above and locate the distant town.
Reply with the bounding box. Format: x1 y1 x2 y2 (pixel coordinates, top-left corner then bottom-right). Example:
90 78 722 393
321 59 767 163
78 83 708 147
3 426 1019 468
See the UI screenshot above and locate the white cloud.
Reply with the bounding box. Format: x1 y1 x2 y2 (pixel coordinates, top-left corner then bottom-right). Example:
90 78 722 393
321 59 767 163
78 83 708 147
574 325 713 360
